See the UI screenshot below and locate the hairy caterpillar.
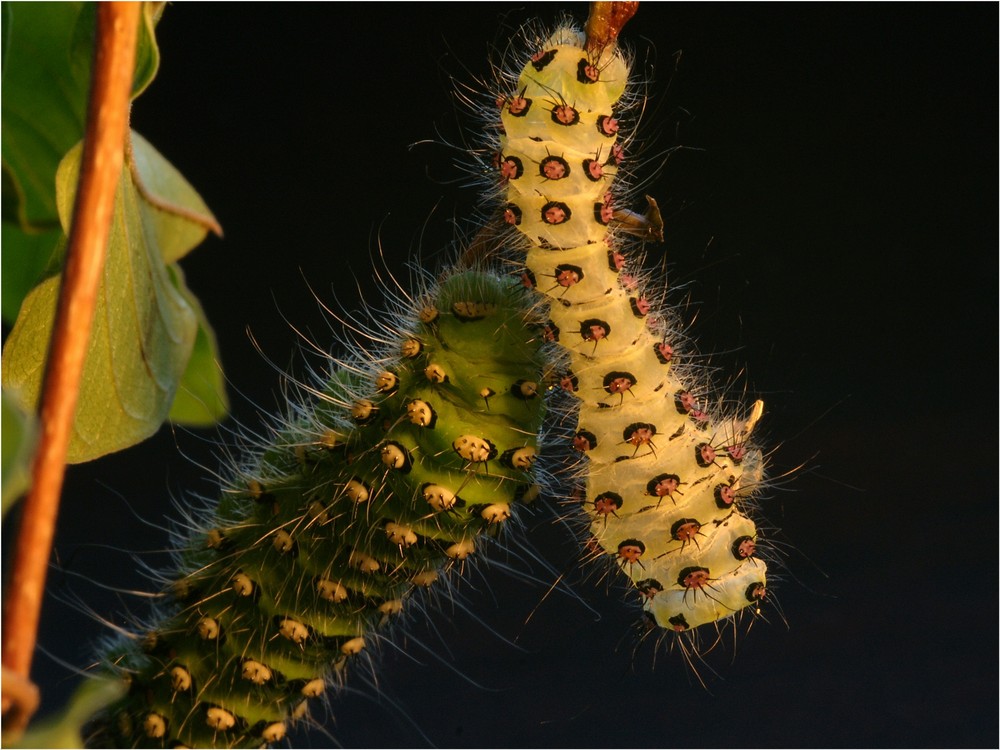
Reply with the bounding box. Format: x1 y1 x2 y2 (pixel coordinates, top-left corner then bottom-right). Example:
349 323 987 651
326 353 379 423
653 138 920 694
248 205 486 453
22 4 996 748
26 4 781 747
492 20 768 637
80 267 550 747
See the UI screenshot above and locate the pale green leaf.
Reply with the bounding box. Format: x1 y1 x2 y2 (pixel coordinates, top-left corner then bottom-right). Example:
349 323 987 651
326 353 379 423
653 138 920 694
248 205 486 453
129 131 222 263
1 139 200 463
167 265 230 426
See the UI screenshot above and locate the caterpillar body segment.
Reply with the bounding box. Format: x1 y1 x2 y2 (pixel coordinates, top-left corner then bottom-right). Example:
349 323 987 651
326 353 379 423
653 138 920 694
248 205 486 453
498 28 629 251
86 271 548 748
497 25 769 633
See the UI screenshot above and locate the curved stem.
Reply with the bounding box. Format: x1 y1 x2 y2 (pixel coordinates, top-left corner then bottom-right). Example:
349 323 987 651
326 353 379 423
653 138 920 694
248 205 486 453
1 1 141 727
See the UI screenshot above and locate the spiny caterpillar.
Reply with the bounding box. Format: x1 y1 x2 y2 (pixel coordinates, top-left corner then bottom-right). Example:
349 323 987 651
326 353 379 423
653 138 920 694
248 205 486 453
491 19 768 634
85 271 549 747
75 4 774 747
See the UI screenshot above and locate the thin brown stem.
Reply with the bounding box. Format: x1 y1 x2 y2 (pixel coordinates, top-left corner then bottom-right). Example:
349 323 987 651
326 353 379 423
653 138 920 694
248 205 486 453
1 0 142 725
585 1 640 52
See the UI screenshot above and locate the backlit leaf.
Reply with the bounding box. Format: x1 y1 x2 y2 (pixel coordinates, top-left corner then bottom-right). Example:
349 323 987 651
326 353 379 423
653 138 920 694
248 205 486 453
1 2 163 229
167 265 229 426
1 136 207 463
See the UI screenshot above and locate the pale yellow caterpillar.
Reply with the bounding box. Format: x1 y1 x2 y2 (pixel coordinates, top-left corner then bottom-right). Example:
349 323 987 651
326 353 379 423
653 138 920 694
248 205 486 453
493 17 769 635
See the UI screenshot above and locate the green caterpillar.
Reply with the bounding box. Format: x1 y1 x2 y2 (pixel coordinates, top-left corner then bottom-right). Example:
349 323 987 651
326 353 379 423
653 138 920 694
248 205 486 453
86 269 548 747
71 6 772 747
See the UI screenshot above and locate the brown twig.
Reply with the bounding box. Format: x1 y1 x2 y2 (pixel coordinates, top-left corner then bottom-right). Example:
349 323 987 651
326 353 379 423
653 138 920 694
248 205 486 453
1 1 141 731
585 1 640 52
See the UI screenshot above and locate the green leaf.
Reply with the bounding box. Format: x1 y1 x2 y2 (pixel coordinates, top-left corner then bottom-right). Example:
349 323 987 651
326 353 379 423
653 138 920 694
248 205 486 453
0 129 220 326
1 4 223 459
1 2 89 228
1 137 204 463
129 131 222 262
1 388 38 516
167 265 230 426
0 0 173 329
12 676 126 749
1 221 64 325
131 2 163 99
1 2 164 229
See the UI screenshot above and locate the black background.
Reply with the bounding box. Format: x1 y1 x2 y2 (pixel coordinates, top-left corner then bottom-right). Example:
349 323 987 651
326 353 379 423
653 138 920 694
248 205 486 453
23 3 996 747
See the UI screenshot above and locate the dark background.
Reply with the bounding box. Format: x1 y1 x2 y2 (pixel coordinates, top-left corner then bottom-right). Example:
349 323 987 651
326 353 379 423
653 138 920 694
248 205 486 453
23 3 996 747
